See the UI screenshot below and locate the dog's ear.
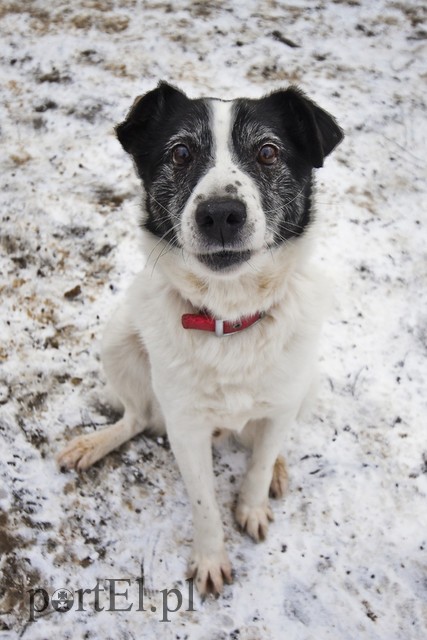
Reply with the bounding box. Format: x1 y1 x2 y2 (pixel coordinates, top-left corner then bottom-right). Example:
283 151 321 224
116 82 187 155
268 87 344 168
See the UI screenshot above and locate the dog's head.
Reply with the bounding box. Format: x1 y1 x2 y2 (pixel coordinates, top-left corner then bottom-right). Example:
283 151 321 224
116 82 343 277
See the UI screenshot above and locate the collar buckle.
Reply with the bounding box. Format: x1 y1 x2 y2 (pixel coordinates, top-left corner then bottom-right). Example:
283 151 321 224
215 319 225 337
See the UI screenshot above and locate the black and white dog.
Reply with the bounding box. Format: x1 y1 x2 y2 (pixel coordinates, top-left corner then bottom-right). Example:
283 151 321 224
58 82 343 596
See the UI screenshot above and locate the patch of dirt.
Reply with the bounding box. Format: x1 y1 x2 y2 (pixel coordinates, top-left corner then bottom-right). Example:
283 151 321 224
0 3 50 23
0 513 41 628
36 68 72 84
96 187 127 209
71 13 129 33
0 553 42 629
0 513 25 555
246 63 301 83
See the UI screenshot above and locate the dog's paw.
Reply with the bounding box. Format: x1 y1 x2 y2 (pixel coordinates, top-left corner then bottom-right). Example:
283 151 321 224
187 549 233 598
56 433 104 471
269 455 288 499
235 501 274 542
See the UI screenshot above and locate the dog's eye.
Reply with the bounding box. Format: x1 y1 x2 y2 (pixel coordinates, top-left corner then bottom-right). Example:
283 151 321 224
257 144 279 166
172 144 192 166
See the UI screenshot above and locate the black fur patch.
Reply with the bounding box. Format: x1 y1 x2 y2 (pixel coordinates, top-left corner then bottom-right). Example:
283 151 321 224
231 88 343 246
116 83 343 256
116 83 213 246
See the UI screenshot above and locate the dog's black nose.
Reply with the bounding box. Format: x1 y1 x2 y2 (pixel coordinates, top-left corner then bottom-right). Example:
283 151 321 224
195 198 247 245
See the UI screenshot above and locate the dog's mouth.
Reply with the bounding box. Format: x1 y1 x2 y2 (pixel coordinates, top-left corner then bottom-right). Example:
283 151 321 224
196 250 252 271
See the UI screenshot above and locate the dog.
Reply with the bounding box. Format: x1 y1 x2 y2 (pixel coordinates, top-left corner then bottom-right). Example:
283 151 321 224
57 82 343 596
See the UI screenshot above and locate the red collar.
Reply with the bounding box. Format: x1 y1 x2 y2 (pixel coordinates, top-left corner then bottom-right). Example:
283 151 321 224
182 310 265 337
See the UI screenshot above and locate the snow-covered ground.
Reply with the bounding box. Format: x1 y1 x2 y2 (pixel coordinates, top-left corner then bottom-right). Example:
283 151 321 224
0 0 426 638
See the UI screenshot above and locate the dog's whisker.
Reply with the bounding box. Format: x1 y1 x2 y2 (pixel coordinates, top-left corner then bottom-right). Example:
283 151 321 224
279 221 305 233
263 213 305 230
243 256 260 273
180 247 189 265
280 219 305 230
262 185 307 215
268 232 292 247
146 191 181 220
145 223 181 267
150 244 172 276
149 235 182 276
263 210 307 231
268 247 276 263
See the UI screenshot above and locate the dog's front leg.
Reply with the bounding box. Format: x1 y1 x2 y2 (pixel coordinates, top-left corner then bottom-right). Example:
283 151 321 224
166 418 232 597
236 414 292 542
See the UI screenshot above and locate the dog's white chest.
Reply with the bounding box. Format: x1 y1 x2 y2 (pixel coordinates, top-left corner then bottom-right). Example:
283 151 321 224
198 379 263 430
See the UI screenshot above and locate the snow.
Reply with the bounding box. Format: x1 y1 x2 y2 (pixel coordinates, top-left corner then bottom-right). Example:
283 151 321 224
0 0 426 638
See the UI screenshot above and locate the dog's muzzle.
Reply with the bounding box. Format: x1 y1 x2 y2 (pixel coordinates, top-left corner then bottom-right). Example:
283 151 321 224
194 198 250 271
195 198 247 246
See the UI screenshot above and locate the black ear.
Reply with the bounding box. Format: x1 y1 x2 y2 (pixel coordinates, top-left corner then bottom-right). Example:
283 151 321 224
268 86 344 168
115 82 187 155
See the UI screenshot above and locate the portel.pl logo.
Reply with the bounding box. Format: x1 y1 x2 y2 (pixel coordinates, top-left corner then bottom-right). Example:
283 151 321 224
27 577 196 622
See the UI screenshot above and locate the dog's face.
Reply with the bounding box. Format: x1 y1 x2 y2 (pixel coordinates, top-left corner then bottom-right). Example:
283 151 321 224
116 83 343 276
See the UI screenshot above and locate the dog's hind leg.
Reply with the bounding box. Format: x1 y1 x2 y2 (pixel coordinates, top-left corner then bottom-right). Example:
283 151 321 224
56 412 144 471
269 454 288 499
57 303 164 471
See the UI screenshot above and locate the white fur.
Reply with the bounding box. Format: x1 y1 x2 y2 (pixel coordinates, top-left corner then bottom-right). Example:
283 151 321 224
57 107 329 596
57 226 328 595
180 100 268 264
